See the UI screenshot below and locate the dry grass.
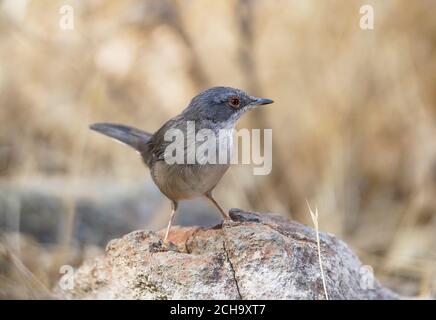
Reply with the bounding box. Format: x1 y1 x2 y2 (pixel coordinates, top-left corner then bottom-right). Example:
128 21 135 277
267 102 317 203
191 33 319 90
0 0 435 298
307 201 329 300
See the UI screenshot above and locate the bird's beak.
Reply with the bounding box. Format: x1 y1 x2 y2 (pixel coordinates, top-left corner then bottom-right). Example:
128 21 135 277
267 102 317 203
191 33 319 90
252 97 274 106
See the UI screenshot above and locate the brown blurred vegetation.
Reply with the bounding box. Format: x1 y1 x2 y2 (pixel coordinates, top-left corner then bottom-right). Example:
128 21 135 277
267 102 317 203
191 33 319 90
0 0 435 298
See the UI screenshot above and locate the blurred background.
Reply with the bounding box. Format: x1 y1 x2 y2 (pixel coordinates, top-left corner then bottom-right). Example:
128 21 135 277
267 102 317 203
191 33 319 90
0 0 435 299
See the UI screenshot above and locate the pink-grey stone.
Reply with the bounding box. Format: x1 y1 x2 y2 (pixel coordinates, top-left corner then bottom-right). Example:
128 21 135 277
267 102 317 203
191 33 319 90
57 210 399 300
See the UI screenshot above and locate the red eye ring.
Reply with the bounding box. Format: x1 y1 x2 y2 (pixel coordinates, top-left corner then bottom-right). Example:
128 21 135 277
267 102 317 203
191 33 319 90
228 97 241 108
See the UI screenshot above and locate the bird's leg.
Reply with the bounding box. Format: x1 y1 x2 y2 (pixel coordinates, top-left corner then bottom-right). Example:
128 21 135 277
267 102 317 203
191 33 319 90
163 200 178 243
205 192 231 220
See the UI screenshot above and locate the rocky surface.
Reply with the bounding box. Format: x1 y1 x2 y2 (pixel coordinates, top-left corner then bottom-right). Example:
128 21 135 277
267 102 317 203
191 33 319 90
57 209 399 300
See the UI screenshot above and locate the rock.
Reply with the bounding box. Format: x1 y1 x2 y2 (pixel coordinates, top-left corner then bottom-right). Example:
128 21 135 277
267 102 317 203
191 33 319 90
57 210 399 299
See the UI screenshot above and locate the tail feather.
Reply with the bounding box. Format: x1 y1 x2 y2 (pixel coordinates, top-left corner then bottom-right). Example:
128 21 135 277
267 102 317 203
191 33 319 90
90 123 152 154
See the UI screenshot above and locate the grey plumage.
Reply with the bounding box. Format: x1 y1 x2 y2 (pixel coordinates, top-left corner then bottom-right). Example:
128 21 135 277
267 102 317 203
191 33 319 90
90 123 154 165
90 86 273 242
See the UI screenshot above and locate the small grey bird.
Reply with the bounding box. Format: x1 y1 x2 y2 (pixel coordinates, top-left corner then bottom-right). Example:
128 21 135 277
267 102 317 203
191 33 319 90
90 86 273 242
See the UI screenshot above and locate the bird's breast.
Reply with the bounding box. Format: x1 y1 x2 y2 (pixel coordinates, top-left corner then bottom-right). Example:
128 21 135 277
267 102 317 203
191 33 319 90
151 161 230 201
150 121 234 201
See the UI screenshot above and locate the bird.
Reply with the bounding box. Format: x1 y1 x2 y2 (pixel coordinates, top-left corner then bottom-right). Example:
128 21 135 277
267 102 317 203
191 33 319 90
90 86 273 243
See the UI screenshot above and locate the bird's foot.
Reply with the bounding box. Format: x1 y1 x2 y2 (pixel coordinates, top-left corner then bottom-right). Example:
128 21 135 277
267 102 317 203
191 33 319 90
148 238 177 253
161 240 177 251
229 208 262 223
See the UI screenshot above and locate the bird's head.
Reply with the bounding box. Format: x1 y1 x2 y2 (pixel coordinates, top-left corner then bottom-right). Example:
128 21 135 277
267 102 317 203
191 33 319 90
182 86 273 126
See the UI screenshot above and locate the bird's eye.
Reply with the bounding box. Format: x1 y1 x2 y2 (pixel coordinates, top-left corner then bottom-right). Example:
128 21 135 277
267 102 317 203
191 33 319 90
228 97 241 108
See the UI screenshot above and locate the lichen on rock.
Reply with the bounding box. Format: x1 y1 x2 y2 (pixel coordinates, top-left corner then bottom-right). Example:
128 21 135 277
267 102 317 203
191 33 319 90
57 209 399 300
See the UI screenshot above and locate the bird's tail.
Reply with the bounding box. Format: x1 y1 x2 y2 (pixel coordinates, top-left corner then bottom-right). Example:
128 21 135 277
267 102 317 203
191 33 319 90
90 123 152 157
